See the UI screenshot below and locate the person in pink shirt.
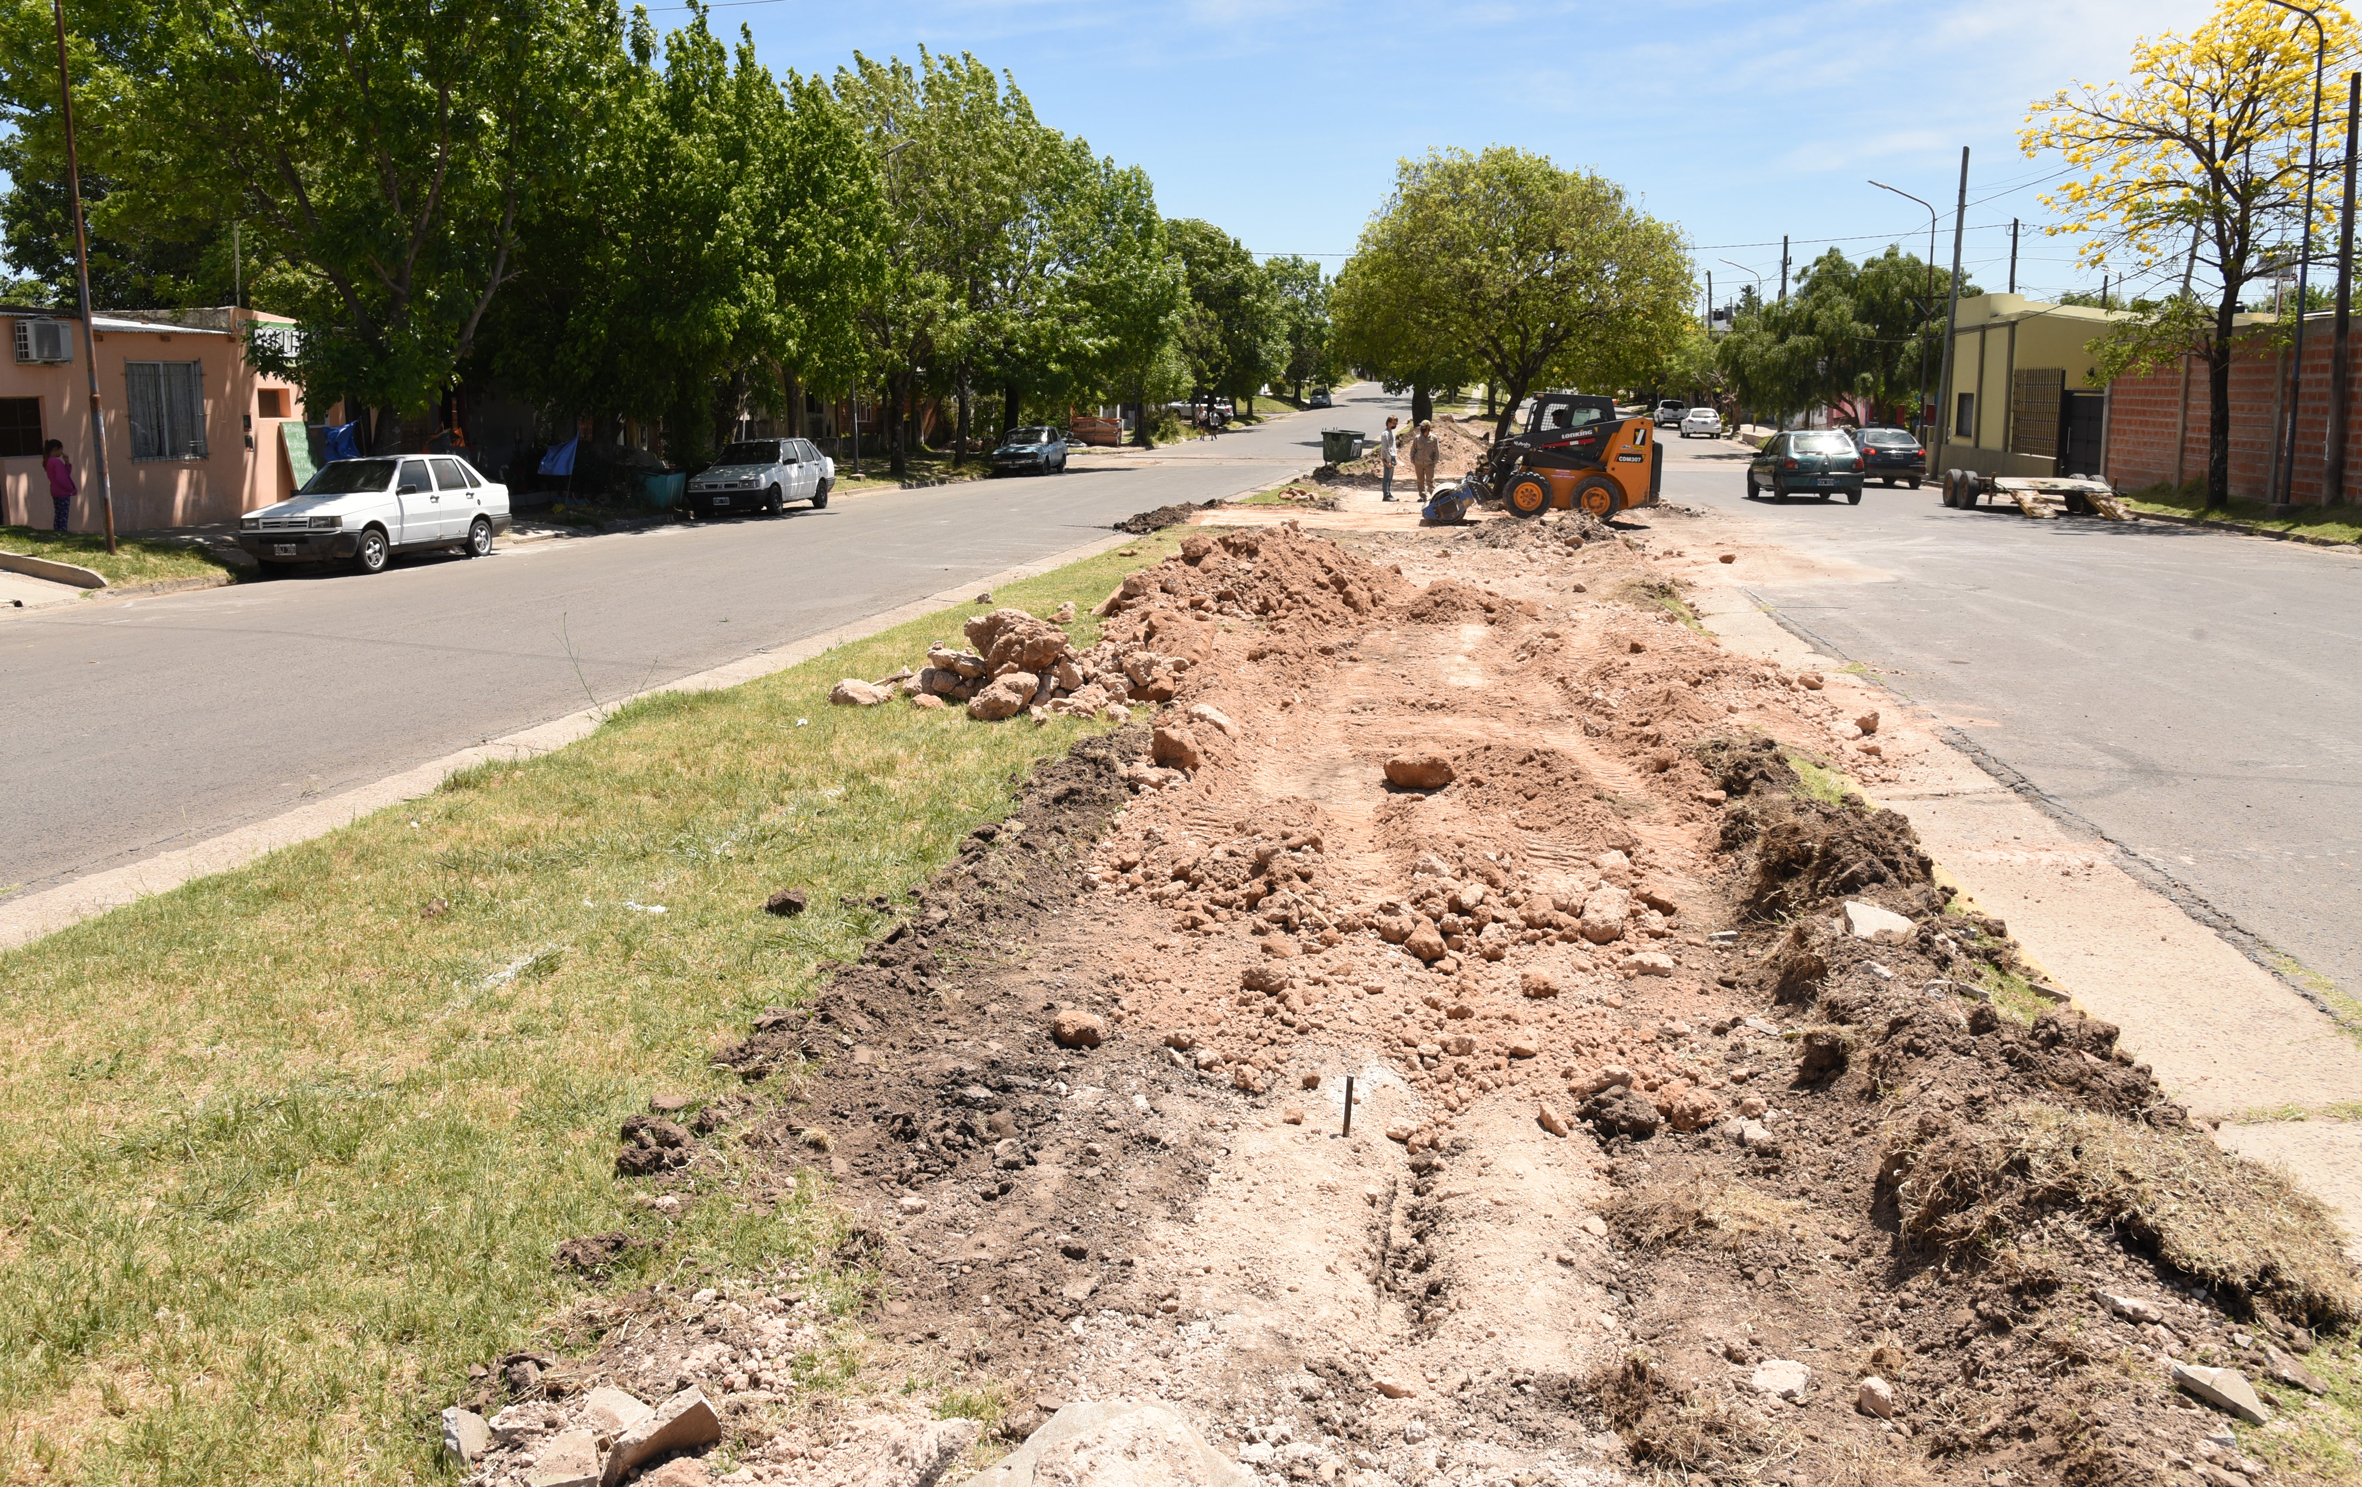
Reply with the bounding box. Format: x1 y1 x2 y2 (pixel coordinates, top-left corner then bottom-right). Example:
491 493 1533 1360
41 439 75 531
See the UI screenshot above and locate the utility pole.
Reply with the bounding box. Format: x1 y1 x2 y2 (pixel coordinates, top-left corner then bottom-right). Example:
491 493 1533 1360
2009 220 2019 294
2102 274 2110 311
1779 235 1790 301
1706 269 1714 332
1933 147 1971 477
51 0 114 553
2329 70 2358 505
2269 0 2328 512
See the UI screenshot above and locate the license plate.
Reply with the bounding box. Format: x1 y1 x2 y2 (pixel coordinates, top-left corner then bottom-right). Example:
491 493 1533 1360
273 544 296 556
712 496 730 506
1817 478 1837 487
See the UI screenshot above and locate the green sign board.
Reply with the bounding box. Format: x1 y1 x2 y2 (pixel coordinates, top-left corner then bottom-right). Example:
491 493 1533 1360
281 421 318 493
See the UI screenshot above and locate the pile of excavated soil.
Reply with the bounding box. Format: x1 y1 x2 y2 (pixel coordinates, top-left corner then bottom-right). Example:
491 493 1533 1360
448 522 2358 1487
1114 500 1219 534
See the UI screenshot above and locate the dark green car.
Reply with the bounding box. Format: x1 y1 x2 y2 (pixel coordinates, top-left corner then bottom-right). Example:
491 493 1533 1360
1746 430 1865 504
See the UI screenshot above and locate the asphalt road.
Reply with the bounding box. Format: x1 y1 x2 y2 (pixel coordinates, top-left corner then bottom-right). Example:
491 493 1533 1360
2 386 1398 905
1657 436 2362 1002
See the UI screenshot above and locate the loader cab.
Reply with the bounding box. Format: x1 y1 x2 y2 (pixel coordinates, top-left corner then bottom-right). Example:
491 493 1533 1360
1522 393 1618 441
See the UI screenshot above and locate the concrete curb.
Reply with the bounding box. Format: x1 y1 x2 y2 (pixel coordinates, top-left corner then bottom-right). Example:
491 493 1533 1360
0 550 107 587
2125 507 2360 552
0 527 1145 953
86 571 238 601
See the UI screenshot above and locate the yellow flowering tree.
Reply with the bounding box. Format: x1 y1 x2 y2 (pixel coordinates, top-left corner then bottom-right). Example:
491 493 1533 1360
2022 0 2356 506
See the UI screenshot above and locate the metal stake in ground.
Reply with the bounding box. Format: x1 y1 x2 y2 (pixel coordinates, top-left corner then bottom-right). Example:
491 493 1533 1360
1342 1075 1354 1138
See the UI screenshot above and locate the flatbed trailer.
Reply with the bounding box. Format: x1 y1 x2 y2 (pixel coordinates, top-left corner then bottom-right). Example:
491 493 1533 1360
1939 468 2136 521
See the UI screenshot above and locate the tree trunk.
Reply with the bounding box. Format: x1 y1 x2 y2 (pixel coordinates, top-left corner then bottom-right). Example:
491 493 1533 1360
1003 382 1021 436
373 406 403 454
785 370 804 438
888 372 908 478
1492 378 1526 444
1133 384 1155 449
2207 295 2236 509
1410 385 1433 424
953 373 971 470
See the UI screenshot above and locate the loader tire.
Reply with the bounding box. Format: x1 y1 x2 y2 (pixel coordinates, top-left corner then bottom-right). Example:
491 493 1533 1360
1572 475 1622 518
1504 471 1552 519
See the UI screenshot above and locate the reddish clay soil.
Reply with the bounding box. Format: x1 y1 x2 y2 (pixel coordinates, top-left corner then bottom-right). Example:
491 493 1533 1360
466 519 2357 1487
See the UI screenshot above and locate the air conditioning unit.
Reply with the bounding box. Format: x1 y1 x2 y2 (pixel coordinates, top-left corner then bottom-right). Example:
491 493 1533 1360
14 317 73 364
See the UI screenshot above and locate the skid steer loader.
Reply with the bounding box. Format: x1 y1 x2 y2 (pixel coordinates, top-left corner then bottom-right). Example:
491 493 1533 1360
1465 392 1663 519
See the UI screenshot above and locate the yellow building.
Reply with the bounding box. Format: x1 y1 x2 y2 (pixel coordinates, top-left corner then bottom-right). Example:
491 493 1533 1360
1934 293 2128 479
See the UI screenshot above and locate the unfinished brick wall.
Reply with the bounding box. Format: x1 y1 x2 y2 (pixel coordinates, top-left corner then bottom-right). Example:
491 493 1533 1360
2107 328 2362 503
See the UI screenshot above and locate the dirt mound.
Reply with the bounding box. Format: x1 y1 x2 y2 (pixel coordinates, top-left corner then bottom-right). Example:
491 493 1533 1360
1692 734 1797 798
1393 578 1535 624
1113 499 1217 534
1742 796 1938 920
1440 744 1624 837
1332 414 1493 481
1460 510 1616 550
1098 523 1414 638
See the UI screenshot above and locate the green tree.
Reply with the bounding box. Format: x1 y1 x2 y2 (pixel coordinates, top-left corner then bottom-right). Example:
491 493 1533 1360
482 7 883 468
18 0 622 450
1715 247 1967 429
2023 0 2355 506
1166 217 1284 418
1263 254 1333 401
1338 146 1691 442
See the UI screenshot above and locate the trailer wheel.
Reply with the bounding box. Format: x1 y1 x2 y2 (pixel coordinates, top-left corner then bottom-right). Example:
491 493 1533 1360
1503 471 1552 519
1941 469 1962 507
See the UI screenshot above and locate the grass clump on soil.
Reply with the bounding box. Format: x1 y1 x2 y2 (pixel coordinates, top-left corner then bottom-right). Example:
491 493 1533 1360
1892 1102 2362 1327
1590 1351 1785 1474
1609 1175 1807 1252
1782 750 1859 807
1617 575 1708 635
0 528 1187 1486
0 524 240 586
2118 480 2362 545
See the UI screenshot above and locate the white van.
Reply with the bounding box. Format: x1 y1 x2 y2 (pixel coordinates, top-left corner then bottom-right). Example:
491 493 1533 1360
238 454 512 574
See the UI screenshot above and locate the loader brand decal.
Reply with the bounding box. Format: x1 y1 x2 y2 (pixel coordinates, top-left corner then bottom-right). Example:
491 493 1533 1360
1616 452 1645 462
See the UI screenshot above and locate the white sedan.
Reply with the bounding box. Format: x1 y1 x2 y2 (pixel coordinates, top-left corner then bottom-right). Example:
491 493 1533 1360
1678 406 1726 439
238 454 510 574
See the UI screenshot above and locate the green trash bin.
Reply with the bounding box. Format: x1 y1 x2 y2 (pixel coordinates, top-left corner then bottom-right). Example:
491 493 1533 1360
1321 428 1367 464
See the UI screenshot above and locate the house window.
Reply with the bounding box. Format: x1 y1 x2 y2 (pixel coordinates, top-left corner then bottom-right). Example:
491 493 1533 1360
1954 392 1976 439
257 388 289 419
0 396 42 457
126 361 209 460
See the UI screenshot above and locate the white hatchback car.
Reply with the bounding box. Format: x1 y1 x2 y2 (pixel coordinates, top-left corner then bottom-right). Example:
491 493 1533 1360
1678 406 1726 439
238 454 511 574
686 437 835 519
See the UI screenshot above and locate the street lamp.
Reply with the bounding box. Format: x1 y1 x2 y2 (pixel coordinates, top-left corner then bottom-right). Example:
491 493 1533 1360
1871 179 1940 444
2266 0 2328 510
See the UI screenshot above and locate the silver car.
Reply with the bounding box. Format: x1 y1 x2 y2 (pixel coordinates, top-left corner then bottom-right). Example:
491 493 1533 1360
686 438 835 519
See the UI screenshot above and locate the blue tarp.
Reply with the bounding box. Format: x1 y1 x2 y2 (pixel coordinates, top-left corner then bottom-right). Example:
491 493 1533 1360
323 422 362 462
538 437 579 477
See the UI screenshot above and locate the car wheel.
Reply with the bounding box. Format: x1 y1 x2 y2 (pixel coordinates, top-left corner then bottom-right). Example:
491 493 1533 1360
354 526 390 574
1847 489 1862 505
1772 484 1789 504
1744 476 1758 498
1907 477 1921 490
766 483 784 515
466 516 493 556
810 483 829 510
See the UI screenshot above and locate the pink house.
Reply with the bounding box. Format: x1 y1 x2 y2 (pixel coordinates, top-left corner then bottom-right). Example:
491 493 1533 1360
0 305 308 533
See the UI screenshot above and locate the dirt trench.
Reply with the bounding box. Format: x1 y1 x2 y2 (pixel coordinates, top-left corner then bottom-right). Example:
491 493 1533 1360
496 519 2357 1487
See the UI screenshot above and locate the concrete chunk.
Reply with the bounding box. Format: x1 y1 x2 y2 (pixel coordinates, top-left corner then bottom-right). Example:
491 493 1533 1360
1750 1359 1810 1401
583 1385 652 1441
599 1387 721 1487
2172 1362 2269 1425
441 1407 492 1469
973 1399 1254 1486
527 1429 601 1487
1843 900 1914 940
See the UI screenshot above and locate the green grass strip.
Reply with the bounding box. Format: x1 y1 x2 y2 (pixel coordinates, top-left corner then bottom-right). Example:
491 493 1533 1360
0 528 1184 1484
0 525 241 587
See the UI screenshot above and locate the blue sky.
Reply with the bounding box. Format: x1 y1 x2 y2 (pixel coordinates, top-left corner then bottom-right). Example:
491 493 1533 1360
672 0 2223 307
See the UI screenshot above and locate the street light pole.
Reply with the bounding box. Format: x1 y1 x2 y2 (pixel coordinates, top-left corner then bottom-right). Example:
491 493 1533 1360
1871 180 1940 441
2330 70 2359 506
2266 0 2328 511
51 0 114 554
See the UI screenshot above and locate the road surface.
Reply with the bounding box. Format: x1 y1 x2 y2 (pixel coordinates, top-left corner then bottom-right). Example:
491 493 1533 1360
1657 435 2362 1004
1 388 1388 907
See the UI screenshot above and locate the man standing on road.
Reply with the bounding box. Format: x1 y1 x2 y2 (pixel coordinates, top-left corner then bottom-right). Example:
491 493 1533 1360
42 439 75 532
1410 419 1440 500
1380 415 1400 501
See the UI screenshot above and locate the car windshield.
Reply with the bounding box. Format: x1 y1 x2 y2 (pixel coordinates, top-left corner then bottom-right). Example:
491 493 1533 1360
1862 430 1918 447
299 458 396 496
1006 427 1055 445
716 441 782 466
1791 432 1855 455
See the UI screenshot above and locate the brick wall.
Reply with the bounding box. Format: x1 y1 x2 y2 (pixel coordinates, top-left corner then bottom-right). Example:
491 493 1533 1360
2107 325 2362 503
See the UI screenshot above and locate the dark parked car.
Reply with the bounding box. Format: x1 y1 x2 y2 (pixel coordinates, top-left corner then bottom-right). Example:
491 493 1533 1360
1746 429 1865 503
991 426 1070 476
1847 426 1927 488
